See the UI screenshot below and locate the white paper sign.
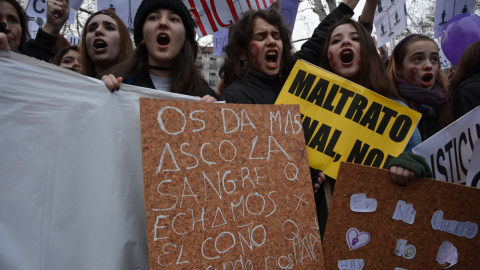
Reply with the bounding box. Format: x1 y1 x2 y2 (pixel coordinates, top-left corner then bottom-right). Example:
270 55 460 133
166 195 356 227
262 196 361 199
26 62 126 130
394 239 416 259
438 43 451 70
185 0 273 37
346 228 370 250
66 34 81 46
97 0 142 34
466 139 480 187
392 200 416 224
338 259 365 270
26 0 82 24
413 106 480 184
436 241 459 268
431 210 478 239
350 193 377 213
373 0 407 48
0 51 197 270
434 0 476 38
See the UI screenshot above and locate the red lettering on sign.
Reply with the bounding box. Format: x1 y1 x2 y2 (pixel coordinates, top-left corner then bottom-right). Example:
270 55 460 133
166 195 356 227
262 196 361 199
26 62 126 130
227 0 239 22
254 0 261 9
187 0 207 36
211 0 233 27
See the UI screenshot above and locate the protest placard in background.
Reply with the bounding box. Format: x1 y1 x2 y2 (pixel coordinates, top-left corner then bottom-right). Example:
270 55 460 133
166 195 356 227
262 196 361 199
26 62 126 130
26 0 82 24
139 99 324 269
323 162 480 269
413 106 480 185
434 0 476 38
187 0 273 37
275 60 421 179
374 0 407 48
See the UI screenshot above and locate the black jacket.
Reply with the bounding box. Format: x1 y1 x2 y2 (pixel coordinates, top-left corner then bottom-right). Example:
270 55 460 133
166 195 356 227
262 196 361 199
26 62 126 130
220 3 355 105
220 69 282 104
453 64 480 120
20 29 58 62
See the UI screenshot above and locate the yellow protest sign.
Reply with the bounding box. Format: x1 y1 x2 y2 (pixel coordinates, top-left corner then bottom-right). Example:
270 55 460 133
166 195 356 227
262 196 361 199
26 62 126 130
275 60 421 179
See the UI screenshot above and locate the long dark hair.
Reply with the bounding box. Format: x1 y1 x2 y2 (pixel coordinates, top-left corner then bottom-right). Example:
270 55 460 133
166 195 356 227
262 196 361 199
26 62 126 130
100 23 204 96
387 34 453 128
80 9 133 77
449 41 480 95
320 16 400 100
1 0 30 50
218 9 295 94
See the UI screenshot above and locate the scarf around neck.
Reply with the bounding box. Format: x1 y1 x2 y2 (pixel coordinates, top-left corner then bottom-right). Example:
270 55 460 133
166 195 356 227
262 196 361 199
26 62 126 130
397 77 447 118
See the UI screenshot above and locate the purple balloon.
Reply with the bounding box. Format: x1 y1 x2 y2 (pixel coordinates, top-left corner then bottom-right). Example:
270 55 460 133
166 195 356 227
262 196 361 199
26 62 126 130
441 14 480 66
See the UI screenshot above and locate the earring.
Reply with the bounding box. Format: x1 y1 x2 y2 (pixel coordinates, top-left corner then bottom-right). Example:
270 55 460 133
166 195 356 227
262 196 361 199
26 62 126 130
141 40 145 46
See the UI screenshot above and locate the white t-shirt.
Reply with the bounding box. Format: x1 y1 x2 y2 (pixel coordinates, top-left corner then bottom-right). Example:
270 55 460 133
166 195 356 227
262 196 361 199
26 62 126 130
150 75 171 92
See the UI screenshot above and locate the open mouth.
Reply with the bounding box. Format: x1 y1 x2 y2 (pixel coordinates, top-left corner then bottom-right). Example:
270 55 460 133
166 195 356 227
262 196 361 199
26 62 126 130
340 49 354 64
94 40 107 49
265 51 278 66
421 73 433 87
157 34 170 46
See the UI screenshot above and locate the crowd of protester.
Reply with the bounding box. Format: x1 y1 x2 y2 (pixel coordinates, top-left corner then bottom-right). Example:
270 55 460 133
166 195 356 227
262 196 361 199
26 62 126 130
1 0 479 238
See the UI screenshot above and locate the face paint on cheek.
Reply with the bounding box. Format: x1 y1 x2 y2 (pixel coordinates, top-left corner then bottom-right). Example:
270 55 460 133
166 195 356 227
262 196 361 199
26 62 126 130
328 50 337 73
409 67 419 82
249 44 261 68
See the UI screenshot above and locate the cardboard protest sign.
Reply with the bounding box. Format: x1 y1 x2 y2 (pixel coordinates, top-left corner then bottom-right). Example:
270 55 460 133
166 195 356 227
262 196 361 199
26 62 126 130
139 99 323 269
275 60 421 179
323 162 480 269
413 106 480 185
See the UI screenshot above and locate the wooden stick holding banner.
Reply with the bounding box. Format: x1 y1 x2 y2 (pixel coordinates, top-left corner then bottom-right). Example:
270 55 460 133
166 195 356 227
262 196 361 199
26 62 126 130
275 60 421 179
139 99 324 269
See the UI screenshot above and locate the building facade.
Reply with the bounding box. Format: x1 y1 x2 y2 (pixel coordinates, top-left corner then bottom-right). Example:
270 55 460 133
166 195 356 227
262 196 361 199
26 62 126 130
196 46 224 94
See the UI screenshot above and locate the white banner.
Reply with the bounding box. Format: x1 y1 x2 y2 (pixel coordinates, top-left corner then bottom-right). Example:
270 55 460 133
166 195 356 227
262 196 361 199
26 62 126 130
466 140 480 187
0 51 198 270
413 106 480 185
